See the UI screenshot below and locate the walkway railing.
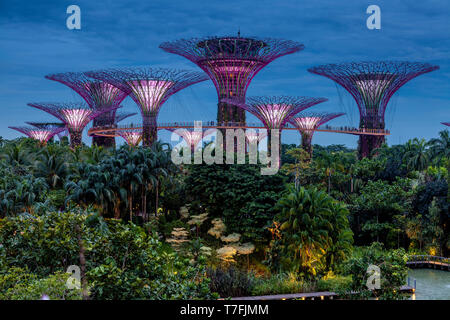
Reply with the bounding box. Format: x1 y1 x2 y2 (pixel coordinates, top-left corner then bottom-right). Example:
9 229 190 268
407 255 450 271
88 121 390 137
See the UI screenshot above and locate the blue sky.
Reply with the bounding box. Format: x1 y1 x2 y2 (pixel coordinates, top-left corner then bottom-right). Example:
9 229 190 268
0 0 449 147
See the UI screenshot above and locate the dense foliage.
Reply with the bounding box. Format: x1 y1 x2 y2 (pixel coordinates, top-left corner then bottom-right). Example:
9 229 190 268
0 129 448 299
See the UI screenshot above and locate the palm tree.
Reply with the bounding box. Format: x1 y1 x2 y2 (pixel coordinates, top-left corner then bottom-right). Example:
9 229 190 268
427 130 450 166
403 138 430 171
276 187 332 277
33 145 72 188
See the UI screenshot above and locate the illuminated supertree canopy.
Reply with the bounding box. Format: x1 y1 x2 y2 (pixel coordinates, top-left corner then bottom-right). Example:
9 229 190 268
86 68 208 146
228 96 328 130
226 96 327 162
308 61 439 158
27 102 118 147
45 72 129 147
168 128 215 151
245 129 268 144
160 35 304 124
26 121 68 140
442 122 450 127
118 129 143 147
9 125 65 145
290 112 344 155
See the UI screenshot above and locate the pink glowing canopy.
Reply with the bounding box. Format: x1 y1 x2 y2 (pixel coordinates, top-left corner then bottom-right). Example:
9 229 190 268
27 102 119 132
9 126 65 143
169 128 215 149
224 96 328 130
119 130 142 146
160 36 304 104
86 68 208 118
45 72 128 110
128 80 174 113
245 129 268 143
308 61 439 127
290 112 344 131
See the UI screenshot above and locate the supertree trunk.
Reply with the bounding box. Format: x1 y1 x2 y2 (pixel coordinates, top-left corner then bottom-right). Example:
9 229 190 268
358 135 385 159
301 131 313 158
218 101 246 152
92 119 116 148
217 101 246 124
142 115 157 147
69 129 82 148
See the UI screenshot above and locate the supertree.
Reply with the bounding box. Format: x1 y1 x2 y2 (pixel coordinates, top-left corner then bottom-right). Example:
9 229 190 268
289 112 344 156
118 129 142 147
86 68 208 146
160 35 304 125
27 102 118 148
227 96 328 161
442 122 450 127
167 128 215 152
308 61 439 158
9 125 66 145
45 72 129 147
26 121 67 142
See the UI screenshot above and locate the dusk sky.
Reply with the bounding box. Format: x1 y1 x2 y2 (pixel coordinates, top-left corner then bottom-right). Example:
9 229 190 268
0 0 449 147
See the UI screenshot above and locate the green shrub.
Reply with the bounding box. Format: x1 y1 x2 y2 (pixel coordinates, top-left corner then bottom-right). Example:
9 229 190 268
317 275 352 292
3 272 82 300
252 272 316 296
207 267 255 298
342 243 409 299
0 211 215 300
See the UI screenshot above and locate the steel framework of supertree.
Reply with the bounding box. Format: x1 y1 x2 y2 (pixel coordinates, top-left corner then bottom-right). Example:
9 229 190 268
9 125 66 145
45 72 129 147
159 35 304 125
26 121 68 140
289 112 345 156
114 111 138 124
226 96 328 161
442 122 450 127
27 102 119 148
167 128 216 152
118 129 143 147
308 61 439 158
86 68 208 146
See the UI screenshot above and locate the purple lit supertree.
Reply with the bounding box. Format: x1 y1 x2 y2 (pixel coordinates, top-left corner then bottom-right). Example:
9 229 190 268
27 102 118 148
26 121 67 142
9 125 66 145
86 68 208 146
289 112 344 156
160 35 304 124
167 128 215 152
227 96 328 160
118 129 143 147
308 61 439 158
45 72 129 147
442 122 450 127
